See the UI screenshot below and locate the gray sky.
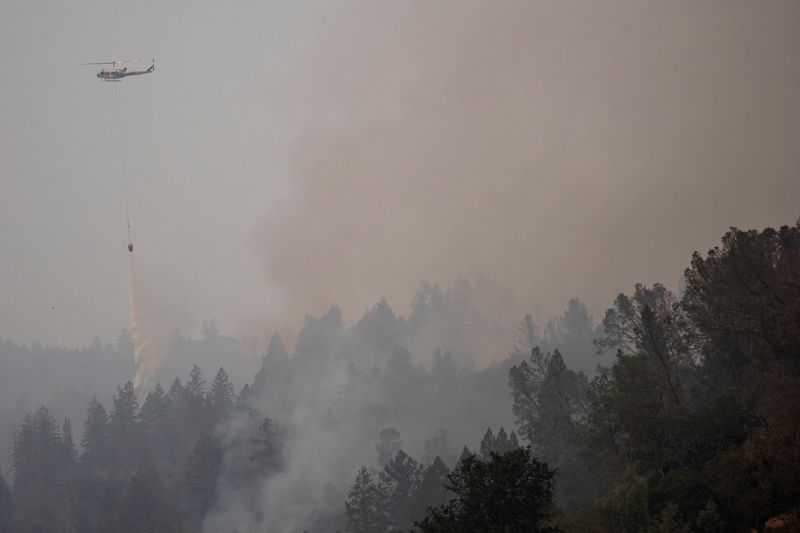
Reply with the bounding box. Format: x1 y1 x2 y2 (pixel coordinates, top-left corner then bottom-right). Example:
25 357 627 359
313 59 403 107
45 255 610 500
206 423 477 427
1 0 798 348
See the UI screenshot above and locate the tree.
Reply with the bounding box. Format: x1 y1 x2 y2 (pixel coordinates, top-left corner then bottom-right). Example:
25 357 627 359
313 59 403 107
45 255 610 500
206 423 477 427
209 367 235 420
479 428 495 458
184 432 223 528
110 381 141 471
345 466 387 533
11 407 64 524
423 429 454 466
186 364 207 398
545 299 598 374
415 457 451 514
510 314 539 362
378 450 424 531
510 349 586 462
140 382 168 436
683 223 800 388
595 284 692 407
250 417 283 475
0 468 13 533
61 418 77 465
416 447 559 532
111 381 140 427
81 396 110 468
376 428 402 467
118 453 183 533
185 365 210 433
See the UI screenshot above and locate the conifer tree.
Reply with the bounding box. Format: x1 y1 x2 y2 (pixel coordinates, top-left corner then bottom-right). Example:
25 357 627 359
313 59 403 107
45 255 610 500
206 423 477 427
251 417 283 475
415 457 451 515
11 407 63 523
376 428 402 467
345 466 387 533
494 428 511 454
479 428 495 457
416 448 558 533
186 364 207 398
184 432 223 529
166 377 186 412
209 367 235 420
56 482 79 533
110 382 141 472
111 381 139 427
81 396 110 468
118 453 182 533
140 382 168 435
185 365 210 432
61 418 76 465
378 450 424 531
0 467 13 532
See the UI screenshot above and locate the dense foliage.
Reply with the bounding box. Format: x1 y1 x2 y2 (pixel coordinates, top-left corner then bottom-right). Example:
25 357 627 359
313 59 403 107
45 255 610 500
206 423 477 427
0 220 798 532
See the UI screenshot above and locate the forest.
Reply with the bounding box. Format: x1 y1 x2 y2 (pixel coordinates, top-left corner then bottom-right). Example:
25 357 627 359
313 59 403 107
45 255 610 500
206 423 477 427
0 220 798 532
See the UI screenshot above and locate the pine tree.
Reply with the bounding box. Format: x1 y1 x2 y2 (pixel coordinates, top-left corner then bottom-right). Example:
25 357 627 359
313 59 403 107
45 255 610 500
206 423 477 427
494 428 511 454
186 364 207 398
55 482 79 533
184 432 223 529
456 446 473 469
81 396 110 467
61 418 77 465
376 428 402 467
423 429 453 466
11 407 63 523
140 382 168 435
479 428 495 457
166 377 186 411
209 367 235 420
164 377 188 463
378 450 424 531
345 466 387 533
251 417 283 475
118 453 182 533
416 448 558 533
110 382 141 472
415 457 451 515
111 381 140 427
185 365 210 432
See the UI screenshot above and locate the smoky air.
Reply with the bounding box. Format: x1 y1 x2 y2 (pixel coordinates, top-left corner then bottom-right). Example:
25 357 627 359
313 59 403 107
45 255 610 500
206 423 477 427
0 2 799 532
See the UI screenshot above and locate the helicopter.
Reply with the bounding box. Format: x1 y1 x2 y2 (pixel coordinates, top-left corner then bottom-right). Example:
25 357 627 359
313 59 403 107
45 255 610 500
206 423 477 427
82 58 154 81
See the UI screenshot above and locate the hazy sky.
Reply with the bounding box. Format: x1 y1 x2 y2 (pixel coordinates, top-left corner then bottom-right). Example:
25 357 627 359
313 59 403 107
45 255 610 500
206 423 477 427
1 0 798 348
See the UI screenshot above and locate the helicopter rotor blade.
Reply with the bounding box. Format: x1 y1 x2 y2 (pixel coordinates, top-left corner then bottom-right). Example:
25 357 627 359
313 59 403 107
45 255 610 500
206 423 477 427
81 58 142 66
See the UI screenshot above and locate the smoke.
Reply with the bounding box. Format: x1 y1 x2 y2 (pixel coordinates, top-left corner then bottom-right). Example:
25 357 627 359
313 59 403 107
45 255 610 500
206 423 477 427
253 1 800 332
128 254 162 390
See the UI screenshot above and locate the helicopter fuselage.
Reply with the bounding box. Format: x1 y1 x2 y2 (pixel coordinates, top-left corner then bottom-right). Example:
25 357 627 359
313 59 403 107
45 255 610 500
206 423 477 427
96 61 154 81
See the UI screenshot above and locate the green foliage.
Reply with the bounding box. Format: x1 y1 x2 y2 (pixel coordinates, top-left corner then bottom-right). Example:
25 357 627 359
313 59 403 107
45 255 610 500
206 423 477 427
599 471 652 532
416 447 559 533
